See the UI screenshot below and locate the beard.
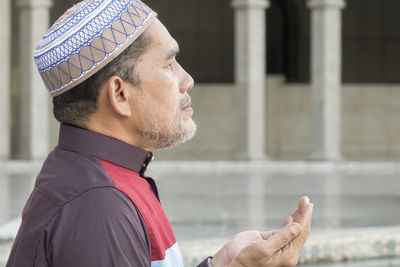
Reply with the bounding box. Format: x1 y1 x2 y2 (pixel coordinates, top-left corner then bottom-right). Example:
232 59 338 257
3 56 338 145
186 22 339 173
139 96 197 150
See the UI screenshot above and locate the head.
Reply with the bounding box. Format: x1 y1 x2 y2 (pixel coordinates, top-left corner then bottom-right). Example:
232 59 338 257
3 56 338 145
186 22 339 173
53 33 148 127
53 19 196 151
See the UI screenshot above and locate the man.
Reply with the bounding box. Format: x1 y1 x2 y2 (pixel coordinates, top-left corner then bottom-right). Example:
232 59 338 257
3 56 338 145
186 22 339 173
7 0 313 266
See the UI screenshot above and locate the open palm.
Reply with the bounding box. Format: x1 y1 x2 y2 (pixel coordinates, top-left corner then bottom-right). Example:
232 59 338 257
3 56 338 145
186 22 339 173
211 197 313 267
224 230 276 264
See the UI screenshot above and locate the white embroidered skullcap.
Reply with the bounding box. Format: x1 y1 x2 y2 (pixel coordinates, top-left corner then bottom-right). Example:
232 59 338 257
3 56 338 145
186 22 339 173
34 0 156 96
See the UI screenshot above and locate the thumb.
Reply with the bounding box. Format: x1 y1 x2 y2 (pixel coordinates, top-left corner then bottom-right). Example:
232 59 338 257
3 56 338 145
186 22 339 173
264 223 302 252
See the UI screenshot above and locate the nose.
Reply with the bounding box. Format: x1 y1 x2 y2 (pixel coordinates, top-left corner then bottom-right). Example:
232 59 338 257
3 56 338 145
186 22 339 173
179 65 194 94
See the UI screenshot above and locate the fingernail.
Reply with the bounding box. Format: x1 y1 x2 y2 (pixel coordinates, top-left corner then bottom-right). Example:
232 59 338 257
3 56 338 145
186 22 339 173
290 224 301 235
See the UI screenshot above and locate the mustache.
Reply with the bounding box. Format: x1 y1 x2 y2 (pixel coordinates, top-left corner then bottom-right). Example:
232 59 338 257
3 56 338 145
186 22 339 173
179 95 191 110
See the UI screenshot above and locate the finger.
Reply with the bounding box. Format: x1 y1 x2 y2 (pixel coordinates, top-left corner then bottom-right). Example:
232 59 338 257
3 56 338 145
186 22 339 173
260 230 280 240
283 216 293 227
260 231 274 240
293 196 313 229
291 209 298 218
290 200 314 251
298 196 310 214
291 196 308 219
262 223 302 252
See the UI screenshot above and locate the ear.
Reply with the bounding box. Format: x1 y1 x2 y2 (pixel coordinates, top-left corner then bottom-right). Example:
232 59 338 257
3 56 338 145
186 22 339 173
106 76 132 117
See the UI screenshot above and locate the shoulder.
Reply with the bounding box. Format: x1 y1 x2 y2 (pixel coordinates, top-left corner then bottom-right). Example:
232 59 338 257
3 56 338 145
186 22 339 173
55 186 146 229
34 147 115 206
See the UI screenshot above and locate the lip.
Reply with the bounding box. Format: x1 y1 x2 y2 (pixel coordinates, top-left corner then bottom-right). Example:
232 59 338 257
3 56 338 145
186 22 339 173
182 106 193 112
181 101 193 111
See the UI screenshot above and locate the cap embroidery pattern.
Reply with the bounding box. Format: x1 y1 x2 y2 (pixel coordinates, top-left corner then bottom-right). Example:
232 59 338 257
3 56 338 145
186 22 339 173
34 0 156 96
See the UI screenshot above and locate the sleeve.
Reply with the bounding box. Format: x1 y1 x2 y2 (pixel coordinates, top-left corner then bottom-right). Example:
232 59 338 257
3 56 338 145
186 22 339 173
46 187 151 267
197 257 212 267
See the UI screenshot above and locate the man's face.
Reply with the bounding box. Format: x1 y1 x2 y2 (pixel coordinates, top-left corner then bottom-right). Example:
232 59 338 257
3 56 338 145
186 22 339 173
128 19 196 150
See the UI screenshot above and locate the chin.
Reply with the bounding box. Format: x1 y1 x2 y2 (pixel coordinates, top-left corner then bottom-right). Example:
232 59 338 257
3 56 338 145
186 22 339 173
158 120 197 150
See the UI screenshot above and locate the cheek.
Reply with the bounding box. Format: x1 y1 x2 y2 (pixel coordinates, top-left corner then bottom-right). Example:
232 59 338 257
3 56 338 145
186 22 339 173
148 74 180 107
158 92 180 115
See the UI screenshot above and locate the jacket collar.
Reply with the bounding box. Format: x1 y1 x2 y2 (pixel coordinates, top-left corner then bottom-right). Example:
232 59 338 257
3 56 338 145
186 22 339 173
57 123 154 174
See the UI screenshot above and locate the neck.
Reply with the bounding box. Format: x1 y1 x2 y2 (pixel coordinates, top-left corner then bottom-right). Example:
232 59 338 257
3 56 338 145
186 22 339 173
83 118 153 152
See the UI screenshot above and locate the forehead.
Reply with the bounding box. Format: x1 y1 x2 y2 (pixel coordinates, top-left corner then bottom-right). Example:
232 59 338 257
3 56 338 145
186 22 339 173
144 19 178 55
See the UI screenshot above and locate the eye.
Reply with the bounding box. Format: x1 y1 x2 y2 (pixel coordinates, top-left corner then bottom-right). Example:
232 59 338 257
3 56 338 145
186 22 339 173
166 61 175 71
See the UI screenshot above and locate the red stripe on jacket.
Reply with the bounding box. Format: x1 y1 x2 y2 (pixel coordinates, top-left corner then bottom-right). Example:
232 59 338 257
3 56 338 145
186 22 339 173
100 160 176 261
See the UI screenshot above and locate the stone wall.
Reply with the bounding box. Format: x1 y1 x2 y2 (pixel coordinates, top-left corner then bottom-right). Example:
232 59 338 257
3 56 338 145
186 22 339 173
151 76 400 161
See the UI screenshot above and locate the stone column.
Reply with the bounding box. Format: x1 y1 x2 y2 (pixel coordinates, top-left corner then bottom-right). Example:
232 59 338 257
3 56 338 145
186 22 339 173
231 0 269 160
307 0 345 161
16 0 53 160
0 0 11 159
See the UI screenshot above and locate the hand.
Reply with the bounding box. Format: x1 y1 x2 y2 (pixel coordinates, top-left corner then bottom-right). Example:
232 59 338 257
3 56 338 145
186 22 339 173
211 196 313 267
287 196 313 257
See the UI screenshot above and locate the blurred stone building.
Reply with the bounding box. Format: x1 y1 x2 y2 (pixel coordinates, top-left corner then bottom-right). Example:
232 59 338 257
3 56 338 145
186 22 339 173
2 0 400 161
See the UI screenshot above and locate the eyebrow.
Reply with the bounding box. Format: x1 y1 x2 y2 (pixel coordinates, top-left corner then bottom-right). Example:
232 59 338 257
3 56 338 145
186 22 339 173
166 45 180 61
